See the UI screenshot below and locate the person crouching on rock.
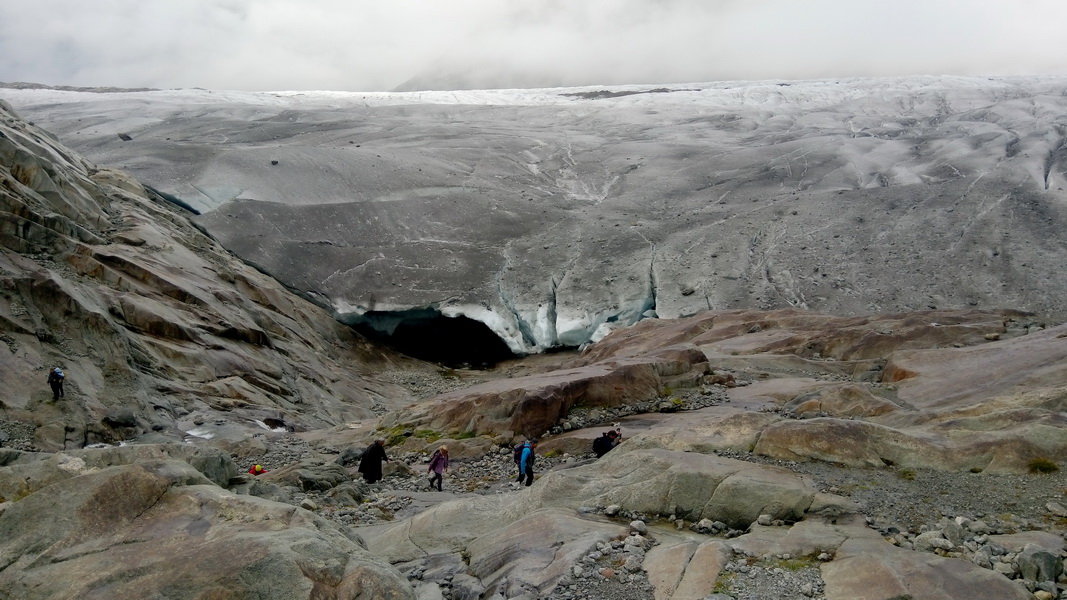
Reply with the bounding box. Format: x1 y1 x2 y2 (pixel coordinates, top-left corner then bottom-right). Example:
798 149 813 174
592 429 621 458
248 464 268 476
357 439 390 484
47 367 65 400
427 445 449 491
515 439 538 487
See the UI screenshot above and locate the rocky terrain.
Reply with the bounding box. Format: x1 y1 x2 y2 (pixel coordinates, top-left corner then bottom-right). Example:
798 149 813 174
0 84 1065 600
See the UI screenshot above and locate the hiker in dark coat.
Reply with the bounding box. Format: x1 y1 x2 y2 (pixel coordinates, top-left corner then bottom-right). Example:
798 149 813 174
357 439 390 484
47 367 65 400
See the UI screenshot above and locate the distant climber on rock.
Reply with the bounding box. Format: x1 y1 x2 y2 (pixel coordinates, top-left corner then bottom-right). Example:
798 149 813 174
357 439 390 484
592 428 621 458
47 367 65 400
248 464 268 475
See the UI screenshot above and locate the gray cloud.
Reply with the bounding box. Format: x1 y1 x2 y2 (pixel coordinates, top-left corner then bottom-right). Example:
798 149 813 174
2 0 1066 91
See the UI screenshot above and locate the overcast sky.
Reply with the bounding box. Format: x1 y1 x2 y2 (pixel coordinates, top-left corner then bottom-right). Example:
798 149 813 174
4 0 1067 92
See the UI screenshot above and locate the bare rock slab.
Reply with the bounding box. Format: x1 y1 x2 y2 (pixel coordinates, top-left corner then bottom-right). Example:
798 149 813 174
531 448 818 529
0 462 413 599
821 536 1032 600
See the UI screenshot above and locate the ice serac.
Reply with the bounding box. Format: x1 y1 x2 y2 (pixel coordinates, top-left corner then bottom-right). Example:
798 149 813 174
7 76 1067 353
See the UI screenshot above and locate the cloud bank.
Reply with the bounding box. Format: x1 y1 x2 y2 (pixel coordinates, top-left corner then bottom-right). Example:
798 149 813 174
3 0 1067 91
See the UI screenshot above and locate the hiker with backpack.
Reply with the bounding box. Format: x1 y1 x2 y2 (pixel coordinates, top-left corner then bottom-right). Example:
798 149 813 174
427 445 449 491
514 439 538 487
47 367 65 400
592 428 621 458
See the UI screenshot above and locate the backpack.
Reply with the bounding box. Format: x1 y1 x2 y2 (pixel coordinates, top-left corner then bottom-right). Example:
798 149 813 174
513 443 525 463
592 435 610 455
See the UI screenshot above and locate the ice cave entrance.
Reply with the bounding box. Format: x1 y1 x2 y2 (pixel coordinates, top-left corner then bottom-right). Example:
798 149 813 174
348 308 517 369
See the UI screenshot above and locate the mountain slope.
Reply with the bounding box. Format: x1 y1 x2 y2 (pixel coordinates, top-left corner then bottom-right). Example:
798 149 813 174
0 98 419 451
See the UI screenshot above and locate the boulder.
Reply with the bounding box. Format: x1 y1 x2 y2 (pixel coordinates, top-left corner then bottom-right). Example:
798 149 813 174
1017 543 1063 583
266 458 352 492
0 462 413 599
523 448 818 529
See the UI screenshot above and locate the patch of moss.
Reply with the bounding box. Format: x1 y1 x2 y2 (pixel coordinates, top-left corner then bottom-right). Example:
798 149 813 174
12 481 32 502
1028 457 1059 474
379 425 410 446
712 571 737 593
768 554 820 571
413 429 442 442
897 468 916 481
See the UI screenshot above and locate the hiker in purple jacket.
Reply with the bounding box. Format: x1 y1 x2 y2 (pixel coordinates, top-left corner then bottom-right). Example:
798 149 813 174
427 445 450 491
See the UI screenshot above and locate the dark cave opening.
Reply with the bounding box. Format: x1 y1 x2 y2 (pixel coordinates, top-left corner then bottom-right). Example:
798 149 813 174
348 308 518 369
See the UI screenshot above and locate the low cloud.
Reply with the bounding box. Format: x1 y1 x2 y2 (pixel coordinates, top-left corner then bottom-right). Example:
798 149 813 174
3 0 1066 91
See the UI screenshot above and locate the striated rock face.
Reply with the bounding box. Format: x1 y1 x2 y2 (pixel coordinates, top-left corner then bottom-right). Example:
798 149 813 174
0 97 432 600
0 99 422 452
6 77 1067 353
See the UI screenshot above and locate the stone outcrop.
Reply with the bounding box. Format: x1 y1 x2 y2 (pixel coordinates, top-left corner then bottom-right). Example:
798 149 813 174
381 346 709 438
0 447 413 600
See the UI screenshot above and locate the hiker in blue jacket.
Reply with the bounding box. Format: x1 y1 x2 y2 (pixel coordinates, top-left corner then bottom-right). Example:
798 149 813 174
514 439 538 487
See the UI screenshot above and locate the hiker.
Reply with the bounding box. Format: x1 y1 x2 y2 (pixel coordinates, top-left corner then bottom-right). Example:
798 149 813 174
513 440 527 479
357 439 390 484
47 367 65 400
427 445 450 491
592 428 621 458
514 439 538 487
248 464 268 476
